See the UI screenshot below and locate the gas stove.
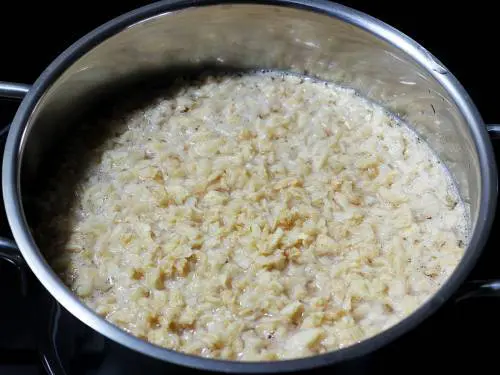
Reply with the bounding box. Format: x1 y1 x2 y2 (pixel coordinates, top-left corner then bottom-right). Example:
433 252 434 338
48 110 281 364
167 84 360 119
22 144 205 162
1 1 499 374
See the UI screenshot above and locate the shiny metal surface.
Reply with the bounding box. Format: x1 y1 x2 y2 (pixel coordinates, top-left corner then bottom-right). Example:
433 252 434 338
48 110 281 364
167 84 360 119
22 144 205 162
0 237 23 267
487 124 500 140
0 238 27 296
0 84 29 295
0 82 30 137
1 0 498 373
14 1 485 217
455 280 500 302
0 82 30 99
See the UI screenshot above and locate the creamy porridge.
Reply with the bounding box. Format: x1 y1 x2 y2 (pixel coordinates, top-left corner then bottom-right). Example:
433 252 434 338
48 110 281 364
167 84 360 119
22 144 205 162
35 72 468 361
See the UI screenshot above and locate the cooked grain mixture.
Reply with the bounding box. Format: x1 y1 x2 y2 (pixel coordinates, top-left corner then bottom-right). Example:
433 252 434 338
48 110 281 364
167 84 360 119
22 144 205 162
36 72 468 361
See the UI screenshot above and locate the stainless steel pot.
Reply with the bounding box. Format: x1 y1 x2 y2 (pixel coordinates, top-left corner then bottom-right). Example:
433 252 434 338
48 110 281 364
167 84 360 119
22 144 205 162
1 0 499 372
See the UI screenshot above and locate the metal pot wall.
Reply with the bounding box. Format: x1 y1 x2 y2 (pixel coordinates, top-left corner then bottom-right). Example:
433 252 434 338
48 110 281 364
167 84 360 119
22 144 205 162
0 0 499 372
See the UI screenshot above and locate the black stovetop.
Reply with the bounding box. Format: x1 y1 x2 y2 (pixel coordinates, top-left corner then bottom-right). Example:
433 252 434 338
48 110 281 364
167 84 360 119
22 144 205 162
1 1 500 374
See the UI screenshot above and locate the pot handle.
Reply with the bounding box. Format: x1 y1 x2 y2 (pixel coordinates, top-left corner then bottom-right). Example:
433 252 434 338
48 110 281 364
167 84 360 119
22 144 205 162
0 81 31 295
0 81 31 99
0 80 30 136
454 280 500 302
487 124 500 140
0 238 27 296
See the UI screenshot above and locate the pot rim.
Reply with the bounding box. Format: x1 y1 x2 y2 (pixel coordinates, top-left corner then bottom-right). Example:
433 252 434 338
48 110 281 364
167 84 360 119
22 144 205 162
2 0 497 372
